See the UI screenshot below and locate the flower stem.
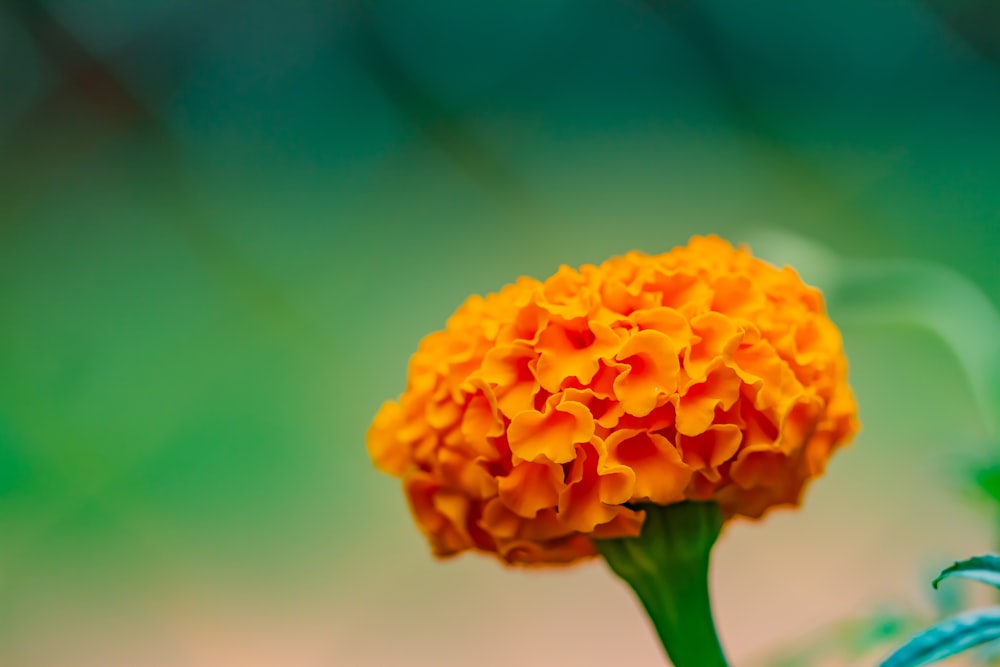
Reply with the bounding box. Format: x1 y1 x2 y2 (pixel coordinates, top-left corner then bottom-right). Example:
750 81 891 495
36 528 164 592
596 501 729 667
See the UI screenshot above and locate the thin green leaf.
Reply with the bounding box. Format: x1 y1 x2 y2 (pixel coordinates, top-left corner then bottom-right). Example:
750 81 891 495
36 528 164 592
879 607 1000 667
933 555 1000 590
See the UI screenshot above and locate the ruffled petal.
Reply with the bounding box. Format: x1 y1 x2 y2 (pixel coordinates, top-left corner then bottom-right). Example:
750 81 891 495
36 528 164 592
674 366 743 436
605 428 691 504
677 424 743 482
557 440 636 533
507 398 596 463
536 318 621 391
612 329 680 417
497 460 566 518
366 401 410 475
477 343 541 418
684 311 744 383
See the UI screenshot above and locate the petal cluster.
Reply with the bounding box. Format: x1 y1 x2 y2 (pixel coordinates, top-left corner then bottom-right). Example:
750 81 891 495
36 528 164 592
367 235 859 565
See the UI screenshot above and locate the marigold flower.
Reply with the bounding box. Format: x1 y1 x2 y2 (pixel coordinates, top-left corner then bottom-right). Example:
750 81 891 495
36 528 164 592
367 235 859 565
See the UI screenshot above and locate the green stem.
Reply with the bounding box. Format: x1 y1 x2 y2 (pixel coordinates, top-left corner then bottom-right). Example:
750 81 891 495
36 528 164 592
596 501 729 667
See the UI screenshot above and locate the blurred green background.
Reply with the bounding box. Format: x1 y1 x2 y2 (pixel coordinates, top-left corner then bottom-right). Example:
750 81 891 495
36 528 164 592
2 1 1000 665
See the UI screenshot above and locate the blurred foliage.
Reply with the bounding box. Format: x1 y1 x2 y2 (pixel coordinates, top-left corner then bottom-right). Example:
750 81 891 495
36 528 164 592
750 608 924 667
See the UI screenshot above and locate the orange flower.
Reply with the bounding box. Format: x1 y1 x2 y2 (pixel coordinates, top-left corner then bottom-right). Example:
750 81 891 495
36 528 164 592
367 235 859 565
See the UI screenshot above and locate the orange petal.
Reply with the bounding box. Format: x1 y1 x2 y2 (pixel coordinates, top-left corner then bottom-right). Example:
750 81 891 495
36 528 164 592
674 366 742 436
778 394 824 453
649 269 714 314
558 440 635 533
739 402 780 449
729 446 792 490
605 428 691 504
499 533 595 565
437 447 498 499
684 472 718 501
366 401 410 475
684 311 744 383
517 507 578 542
536 319 621 391
732 340 803 413
582 361 621 400
633 306 692 346
404 473 469 556
612 329 680 417
507 398 595 463
598 268 659 316
561 387 624 430
590 505 645 539
497 460 566 518
677 424 743 481
791 316 841 367
480 497 522 539
425 391 463 431
459 383 505 457
478 343 541 418
710 274 765 319
538 265 598 315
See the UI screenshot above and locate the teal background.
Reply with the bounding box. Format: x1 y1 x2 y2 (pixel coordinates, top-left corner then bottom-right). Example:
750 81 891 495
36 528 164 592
2 2 999 665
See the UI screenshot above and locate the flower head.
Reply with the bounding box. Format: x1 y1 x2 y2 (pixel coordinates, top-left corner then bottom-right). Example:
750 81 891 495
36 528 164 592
367 235 859 565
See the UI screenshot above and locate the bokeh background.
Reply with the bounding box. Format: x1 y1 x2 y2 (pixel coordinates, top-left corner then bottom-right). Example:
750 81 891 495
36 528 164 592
3 1 1000 665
